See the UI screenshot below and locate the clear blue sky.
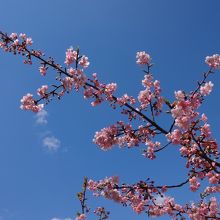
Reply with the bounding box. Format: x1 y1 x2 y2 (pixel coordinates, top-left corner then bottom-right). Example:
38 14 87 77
0 1 220 219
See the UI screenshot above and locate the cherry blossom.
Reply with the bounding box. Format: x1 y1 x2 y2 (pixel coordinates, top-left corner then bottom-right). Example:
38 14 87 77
39 66 47 76
93 125 118 150
189 176 200 192
20 93 44 112
200 81 214 96
37 85 48 98
65 47 77 65
205 54 220 69
136 51 151 65
79 55 90 68
1 31 220 220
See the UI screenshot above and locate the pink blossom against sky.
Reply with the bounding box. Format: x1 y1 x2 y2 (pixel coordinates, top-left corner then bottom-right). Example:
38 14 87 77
0 0 220 220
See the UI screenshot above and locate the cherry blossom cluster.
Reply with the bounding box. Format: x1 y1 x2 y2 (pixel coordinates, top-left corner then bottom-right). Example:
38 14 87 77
93 207 109 220
205 54 220 69
138 73 163 114
20 93 44 112
87 176 173 216
0 32 35 64
93 121 162 159
87 176 219 219
188 197 219 220
203 186 220 199
136 51 151 65
0 32 165 129
75 207 110 220
1 31 220 219
0 32 91 111
167 101 220 191
83 73 118 107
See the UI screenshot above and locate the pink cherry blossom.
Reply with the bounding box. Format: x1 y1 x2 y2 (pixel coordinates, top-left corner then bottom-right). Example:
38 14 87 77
117 94 135 105
175 90 185 101
205 54 220 69
66 68 87 89
13 39 19 46
20 93 44 112
201 123 211 137
19 33 26 39
62 77 74 91
37 85 48 98
142 74 153 87
138 88 152 109
93 126 118 150
65 47 77 65
201 113 208 122
166 129 182 144
189 176 200 192
9 33 17 39
204 186 220 194
144 140 160 159
25 37 33 45
39 66 47 76
72 69 87 90
1 31 220 219
200 81 213 96
206 172 220 184
209 197 218 217
68 67 76 76
104 83 117 97
79 55 90 68
136 51 151 65
83 87 94 99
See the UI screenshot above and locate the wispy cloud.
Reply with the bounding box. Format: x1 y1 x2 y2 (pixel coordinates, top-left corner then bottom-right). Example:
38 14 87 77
43 136 61 152
35 109 48 125
154 194 168 205
34 110 62 152
51 218 72 220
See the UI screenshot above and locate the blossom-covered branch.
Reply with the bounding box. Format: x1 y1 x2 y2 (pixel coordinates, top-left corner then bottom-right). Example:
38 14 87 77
1 31 220 220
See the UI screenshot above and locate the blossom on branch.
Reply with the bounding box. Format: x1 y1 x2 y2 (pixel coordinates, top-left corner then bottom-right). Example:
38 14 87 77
65 47 77 65
1 31 220 219
205 54 220 69
200 81 214 96
20 93 44 112
136 51 151 65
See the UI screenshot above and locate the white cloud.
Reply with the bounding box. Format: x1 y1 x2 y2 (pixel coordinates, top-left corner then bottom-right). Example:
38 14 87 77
154 194 167 205
35 109 48 125
51 218 72 220
43 136 61 152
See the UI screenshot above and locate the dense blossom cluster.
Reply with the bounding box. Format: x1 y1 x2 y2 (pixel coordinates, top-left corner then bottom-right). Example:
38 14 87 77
87 176 219 219
200 81 214 96
138 74 163 113
188 197 219 220
20 93 44 112
1 31 220 219
93 121 162 159
136 51 151 65
37 85 48 98
65 47 78 66
93 207 109 220
93 125 118 150
205 54 220 69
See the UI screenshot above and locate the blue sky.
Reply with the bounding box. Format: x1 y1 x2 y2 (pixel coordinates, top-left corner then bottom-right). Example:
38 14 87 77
0 0 220 219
